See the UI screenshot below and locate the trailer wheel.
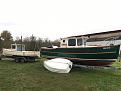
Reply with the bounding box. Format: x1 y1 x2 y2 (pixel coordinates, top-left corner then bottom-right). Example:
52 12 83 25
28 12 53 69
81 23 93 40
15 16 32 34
20 57 26 63
15 57 26 63
15 58 19 63
26 57 36 62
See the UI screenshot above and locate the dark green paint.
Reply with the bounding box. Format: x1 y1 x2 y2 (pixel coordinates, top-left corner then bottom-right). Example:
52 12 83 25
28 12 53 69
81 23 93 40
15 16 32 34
41 45 120 60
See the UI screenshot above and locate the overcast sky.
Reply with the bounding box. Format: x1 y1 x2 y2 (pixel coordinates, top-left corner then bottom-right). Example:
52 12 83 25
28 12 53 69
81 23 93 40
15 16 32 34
0 0 121 40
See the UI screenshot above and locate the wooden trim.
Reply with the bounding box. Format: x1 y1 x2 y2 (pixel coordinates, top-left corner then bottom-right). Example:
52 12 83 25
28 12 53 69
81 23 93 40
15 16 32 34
41 45 119 49
42 51 116 54
46 56 116 62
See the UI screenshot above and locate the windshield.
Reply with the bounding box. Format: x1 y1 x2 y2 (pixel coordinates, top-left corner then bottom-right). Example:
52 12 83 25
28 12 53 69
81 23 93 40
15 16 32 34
77 38 83 46
68 39 76 46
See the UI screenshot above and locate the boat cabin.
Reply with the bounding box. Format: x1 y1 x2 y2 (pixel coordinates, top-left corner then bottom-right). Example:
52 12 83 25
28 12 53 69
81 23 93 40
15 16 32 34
60 36 88 48
11 44 25 51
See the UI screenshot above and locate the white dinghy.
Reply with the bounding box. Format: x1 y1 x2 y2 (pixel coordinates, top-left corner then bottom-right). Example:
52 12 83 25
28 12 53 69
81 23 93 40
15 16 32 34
44 58 73 73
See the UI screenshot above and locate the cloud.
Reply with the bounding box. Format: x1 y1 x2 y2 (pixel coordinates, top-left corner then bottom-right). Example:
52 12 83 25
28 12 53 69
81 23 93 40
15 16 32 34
0 0 121 40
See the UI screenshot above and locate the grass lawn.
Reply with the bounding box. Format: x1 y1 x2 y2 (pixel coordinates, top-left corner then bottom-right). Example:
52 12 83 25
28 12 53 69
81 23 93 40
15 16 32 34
0 59 121 91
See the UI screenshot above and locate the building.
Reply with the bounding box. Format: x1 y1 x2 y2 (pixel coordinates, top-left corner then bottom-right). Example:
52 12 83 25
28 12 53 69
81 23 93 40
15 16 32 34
60 30 121 47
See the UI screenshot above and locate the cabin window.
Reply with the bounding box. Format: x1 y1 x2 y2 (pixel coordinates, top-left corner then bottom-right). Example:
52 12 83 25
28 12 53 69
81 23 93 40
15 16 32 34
68 39 76 46
77 38 83 46
12 45 16 49
63 40 65 43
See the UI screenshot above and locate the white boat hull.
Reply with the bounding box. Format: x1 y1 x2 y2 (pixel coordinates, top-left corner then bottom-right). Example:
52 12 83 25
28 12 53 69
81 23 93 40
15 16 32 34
44 58 73 73
2 49 40 57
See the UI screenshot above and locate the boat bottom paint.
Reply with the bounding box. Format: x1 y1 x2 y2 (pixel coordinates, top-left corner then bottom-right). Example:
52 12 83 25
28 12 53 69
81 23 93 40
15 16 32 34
46 56 115 66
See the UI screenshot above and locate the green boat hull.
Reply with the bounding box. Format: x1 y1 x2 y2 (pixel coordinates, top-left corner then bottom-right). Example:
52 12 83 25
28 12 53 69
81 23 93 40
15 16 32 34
41 45 120 66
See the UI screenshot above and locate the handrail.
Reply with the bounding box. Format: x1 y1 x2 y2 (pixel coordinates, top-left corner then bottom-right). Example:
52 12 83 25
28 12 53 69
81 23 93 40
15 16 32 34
104 36 119 46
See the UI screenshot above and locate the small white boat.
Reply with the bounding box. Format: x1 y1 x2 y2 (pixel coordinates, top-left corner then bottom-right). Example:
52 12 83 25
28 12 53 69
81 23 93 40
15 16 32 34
44 58 73 73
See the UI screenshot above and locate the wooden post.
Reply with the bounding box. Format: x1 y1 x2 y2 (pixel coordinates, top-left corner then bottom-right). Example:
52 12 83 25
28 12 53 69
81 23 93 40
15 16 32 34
21 36 22 51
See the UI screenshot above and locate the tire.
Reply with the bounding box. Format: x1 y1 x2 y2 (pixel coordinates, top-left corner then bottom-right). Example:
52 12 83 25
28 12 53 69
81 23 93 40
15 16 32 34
20 57 26 63
15 58 19 63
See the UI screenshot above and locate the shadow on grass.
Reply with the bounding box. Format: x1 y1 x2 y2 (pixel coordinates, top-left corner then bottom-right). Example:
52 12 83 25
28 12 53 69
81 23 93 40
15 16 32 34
71 65 121 76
